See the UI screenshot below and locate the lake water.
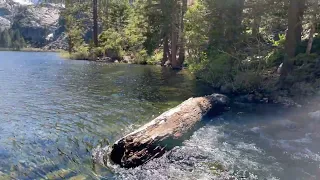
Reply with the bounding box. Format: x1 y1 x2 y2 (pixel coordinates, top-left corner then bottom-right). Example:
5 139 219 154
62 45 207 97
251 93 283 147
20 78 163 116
0 51 320 179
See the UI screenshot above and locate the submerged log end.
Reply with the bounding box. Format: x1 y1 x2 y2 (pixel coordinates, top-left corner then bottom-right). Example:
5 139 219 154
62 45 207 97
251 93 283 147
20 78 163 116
105 94 229 168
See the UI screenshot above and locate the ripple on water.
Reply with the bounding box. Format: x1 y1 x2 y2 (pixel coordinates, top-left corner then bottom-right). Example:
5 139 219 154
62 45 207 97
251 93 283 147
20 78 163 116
1 52 320 179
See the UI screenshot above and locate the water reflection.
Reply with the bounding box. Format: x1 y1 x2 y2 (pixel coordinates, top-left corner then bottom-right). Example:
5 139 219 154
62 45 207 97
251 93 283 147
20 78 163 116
0 52 207 179
1 52 319 179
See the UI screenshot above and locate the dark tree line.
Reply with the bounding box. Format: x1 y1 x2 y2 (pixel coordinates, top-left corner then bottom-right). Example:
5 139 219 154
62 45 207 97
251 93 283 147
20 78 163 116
56 0 320 94
0 29 26 50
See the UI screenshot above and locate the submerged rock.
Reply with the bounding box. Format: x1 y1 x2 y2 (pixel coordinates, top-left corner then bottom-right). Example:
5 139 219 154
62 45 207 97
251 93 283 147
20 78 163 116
273 96 301 108
308 111 320 121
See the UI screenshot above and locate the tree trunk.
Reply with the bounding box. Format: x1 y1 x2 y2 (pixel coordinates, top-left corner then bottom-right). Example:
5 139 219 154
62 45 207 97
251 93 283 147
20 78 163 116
282 0 306 77
93 0 99 47
103 94 229 168
306 0 317 54
252 9 262 38
225 0 245 45
161 35 169 66
103 0 109 30
306 23 316 54
160 0 170 66
178 0 187 67
171 5 179 69
68 36 72 54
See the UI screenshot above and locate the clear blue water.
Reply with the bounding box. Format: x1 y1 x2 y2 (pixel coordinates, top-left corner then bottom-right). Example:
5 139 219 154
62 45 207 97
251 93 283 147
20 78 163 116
0 51 320 180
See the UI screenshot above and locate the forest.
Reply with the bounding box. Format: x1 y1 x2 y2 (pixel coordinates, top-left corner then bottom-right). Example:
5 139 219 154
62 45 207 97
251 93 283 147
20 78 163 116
56 0 320 101
0 29 26 50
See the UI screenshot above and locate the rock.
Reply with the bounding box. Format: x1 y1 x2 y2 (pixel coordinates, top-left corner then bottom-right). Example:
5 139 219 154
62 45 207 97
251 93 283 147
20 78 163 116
277 63 283 74
114 60 119 63
105 49 121 61
0 0 63 47
122 56 131 63
42 33 68 51
235 92 269 104
164 60 171 67
273 96 301 108
235 94 256 103
12 3 61 47
0 16 11 31
0 0 19 19
69 175 87 180
0 171 10 179
308 111 320 121
92 145 110 166
220 84 233 94
96 56 114 63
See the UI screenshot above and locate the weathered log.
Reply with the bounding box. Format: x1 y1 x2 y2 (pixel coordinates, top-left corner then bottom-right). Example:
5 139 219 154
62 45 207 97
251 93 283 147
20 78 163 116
105 94 229 168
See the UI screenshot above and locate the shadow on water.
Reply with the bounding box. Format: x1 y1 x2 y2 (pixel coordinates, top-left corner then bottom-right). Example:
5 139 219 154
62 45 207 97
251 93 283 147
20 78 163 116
0 52 213 179
1 52 320 179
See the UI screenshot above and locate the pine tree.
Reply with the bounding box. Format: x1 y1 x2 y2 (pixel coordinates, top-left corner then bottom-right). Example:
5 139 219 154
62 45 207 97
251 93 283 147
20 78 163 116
2 30 12 48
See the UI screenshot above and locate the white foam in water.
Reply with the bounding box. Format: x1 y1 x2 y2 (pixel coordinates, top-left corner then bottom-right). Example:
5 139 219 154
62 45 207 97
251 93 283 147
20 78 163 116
12 0 33 5
117 106 320 180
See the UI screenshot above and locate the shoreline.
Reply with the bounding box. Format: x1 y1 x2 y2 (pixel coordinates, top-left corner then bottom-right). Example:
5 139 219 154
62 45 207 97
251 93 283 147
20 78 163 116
2 50 318 108
0 48 61 52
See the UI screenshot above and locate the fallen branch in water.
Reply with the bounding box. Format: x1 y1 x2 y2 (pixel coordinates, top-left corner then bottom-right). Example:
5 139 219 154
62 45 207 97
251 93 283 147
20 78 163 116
94 94 229 168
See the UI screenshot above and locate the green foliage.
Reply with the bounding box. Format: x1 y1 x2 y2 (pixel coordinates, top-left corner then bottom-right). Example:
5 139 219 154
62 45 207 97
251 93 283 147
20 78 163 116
62 0 89 53
147 49 163 65
294 53 319 66
265 49 284 67
185 0 209 65
271 34 286 47
69 45 90 60
190 52 234 88
101 0 131 30
133 49 148 64
0 29 26 50
124 1 148 53
99 29 124 58
298 36 320 54
91 47 104 58
232 71 263 93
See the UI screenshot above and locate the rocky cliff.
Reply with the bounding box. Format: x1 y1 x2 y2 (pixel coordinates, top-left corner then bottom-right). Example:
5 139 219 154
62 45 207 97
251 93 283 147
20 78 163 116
0 0 64 48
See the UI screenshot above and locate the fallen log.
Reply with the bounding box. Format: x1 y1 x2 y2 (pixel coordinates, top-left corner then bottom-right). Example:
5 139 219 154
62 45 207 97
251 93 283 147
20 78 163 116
103 94 229 168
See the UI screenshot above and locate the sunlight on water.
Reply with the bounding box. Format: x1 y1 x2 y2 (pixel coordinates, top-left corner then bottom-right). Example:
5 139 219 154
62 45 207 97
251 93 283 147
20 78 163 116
0 52 320 179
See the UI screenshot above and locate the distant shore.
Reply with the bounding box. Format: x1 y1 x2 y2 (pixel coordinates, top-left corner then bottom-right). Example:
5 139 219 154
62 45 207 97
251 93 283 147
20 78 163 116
0 48 60 52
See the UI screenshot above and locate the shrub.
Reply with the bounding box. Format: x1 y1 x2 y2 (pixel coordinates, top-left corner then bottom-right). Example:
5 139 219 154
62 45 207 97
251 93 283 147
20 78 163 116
90 47 104 59
190 52 234 88
133 49 148 64
265 49 284 67
146 49 163 65
99 29 125 59
70 45 90 60
293 53 318 66
232 71 263 93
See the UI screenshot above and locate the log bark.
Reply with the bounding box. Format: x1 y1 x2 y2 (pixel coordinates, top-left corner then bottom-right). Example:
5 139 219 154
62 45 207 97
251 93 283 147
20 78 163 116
104 94 229 168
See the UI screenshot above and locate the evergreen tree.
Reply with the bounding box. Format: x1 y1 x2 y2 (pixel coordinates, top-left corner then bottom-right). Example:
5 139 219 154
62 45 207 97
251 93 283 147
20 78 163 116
1 30 12 48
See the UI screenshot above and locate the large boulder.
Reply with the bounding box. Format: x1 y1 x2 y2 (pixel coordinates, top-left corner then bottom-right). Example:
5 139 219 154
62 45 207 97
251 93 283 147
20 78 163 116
42 32 68 51
0 16 10 31
309 111 320 121
0 0 63 47
0 0 19 30
0 0 18 17
12 4 61 47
